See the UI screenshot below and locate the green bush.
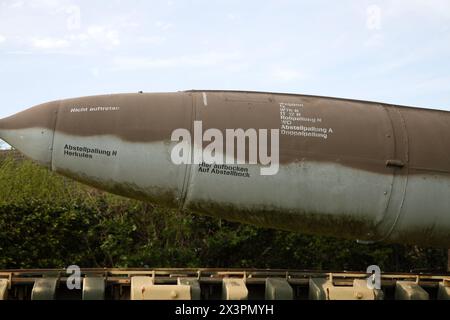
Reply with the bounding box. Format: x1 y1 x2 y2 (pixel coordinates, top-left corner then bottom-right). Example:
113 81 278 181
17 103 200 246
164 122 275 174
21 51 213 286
0 155 447 272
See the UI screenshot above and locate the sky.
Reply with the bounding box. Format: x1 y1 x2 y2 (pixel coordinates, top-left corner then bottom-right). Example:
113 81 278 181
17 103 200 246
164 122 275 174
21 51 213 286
0 1 449 127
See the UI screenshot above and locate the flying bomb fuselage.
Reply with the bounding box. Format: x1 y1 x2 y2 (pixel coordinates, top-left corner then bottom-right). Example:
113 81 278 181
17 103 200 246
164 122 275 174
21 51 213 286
0 90 449 247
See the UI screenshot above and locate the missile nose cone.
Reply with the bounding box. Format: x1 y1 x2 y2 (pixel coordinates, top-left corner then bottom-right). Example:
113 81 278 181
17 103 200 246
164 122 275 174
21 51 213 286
0 101 59 167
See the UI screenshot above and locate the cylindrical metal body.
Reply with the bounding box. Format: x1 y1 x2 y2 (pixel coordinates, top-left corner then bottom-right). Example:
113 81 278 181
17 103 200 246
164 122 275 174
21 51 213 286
1 91 449 246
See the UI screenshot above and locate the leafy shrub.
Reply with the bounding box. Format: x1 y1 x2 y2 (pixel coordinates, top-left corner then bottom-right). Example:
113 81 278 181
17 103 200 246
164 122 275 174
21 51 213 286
0 155 447 272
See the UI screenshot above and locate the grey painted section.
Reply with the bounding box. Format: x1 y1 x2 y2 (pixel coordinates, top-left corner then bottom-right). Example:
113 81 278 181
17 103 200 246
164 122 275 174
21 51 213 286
51 133 187 207
47 132 450 245
0 127 54 167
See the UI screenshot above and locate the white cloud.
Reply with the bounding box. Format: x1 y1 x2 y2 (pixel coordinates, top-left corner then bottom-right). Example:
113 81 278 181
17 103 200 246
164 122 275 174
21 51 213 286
112 52 241 70
66 5 81 30
67 33 89 42
4 0 71 11
7 1 24 9
364 52 425 77
155 21 174 31
0 1 120 52
86 25 120 46
364 5 383 48
32 37 70 49
29 0 68 9
227 13 240 21
271 67 302 82
385 0 450 19
25 24 121 52
91 67 100 77
0 35 6 44
365 33 384 47
414 75 450 94
137 36 166 45
366 5 382 31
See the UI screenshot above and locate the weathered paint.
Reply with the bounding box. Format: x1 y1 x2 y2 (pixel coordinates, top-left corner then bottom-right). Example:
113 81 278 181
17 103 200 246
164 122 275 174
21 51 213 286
0 127 54 167
0 91 449 247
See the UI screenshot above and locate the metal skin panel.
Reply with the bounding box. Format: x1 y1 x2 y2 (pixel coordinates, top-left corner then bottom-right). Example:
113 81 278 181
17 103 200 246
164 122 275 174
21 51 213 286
51 93 192 208
185 92 396 243
0 128 54 167
0 101 58 167
1 91 450 247
52 134 185 207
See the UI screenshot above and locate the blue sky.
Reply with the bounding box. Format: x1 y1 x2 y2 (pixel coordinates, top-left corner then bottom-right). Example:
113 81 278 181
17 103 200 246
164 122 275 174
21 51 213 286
0 0 449 122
